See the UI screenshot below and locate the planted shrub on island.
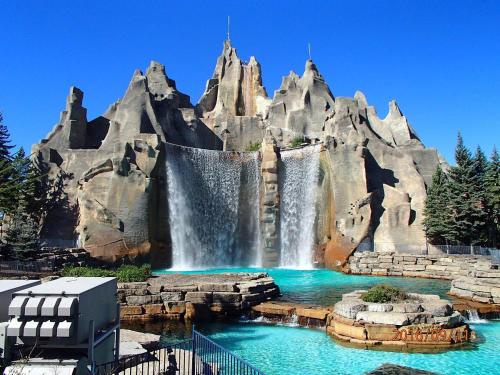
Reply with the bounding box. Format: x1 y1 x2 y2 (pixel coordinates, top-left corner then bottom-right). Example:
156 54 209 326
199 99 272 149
62 264 151 282
361 284 407 303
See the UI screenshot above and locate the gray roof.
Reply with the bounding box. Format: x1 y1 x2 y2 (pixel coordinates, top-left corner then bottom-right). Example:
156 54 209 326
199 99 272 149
13 277 116 296
0 280 40 294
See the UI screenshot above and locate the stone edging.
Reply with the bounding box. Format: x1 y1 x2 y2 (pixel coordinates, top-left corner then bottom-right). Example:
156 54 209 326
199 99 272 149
118 273 280 321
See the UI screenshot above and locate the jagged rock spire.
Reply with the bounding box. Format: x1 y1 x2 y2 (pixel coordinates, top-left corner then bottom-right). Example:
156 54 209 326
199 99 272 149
364 95 422 147
267 59 335 137
197 40 270 117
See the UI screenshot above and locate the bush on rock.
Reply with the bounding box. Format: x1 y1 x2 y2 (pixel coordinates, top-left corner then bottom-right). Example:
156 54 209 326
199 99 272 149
361 284 406 303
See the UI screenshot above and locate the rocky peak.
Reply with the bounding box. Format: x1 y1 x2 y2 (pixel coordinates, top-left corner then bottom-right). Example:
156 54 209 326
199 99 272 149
145 61 176 100
364 96 423 148
267 59 335 138
197 40 270 118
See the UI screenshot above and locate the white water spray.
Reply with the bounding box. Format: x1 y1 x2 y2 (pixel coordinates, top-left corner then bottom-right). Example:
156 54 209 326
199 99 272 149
166 143 261 269
279 144 321 268
466 309 487 324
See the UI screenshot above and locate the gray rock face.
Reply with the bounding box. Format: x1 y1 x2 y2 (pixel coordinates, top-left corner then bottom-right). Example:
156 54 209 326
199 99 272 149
267 60 335 138
32 39 445 266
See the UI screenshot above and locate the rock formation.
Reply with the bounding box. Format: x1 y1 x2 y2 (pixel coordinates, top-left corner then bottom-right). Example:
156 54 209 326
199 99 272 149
32 39 445 268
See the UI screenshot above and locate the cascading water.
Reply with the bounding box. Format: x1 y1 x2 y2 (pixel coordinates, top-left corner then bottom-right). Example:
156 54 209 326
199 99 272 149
279 144 322 269
166 143 261 269
466 309 487 323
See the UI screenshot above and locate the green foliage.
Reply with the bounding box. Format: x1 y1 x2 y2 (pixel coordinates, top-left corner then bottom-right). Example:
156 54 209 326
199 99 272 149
424 133 499 247
485 147 500 246
61 266 115 278
447 134 488 244
0 113 14 161
246 141 261 152
424 166 453 244
290 137 304 148
115 264 152 282
362 285 406 303
61 264 152 282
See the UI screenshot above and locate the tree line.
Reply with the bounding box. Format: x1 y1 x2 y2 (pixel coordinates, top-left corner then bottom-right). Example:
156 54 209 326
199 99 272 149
0 112 58 259
424 133 499 248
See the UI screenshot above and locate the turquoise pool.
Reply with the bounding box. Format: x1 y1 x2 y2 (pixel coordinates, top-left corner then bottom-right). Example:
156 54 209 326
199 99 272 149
154 267 451 306
198 321 500 375
148 268 499 374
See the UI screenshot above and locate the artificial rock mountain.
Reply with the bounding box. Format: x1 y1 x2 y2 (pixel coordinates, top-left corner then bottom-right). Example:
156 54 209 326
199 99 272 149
32 40 445 268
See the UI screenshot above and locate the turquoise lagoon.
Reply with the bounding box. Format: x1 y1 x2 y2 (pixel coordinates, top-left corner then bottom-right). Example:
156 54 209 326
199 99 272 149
151 268 499 375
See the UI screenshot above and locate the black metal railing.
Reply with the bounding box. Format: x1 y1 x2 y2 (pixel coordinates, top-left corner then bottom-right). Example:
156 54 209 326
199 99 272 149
96 328 265 375
0 259 56 275
355 242 500 259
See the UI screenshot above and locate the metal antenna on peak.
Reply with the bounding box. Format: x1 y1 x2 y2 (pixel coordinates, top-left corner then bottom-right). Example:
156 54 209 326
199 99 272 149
308 42 312 60
227 16 230 41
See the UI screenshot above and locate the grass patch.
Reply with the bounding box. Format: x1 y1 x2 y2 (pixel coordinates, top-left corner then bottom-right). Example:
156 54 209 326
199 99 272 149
62 264 151 282
361 284 407 303
290 137 304 148
246 141 261 152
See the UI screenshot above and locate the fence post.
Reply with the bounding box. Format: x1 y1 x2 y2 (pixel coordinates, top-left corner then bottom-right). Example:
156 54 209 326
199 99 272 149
191 325 196 375
471 245 474 255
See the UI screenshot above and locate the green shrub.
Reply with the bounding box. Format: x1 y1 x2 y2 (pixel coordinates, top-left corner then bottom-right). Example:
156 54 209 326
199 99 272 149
61 266 114 278
290 137 304 148
246 142 261 152
61 264 151 282
116 264 152 282
361 284 406 303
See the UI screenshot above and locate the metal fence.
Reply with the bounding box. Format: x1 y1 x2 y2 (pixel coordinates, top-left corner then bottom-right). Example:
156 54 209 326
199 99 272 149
0 259 55 275
355 242 499 258
96 328 265 375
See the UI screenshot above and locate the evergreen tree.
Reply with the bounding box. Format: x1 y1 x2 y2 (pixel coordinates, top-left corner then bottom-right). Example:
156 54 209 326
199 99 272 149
485 147 500 246
424 166 453 244
472 146 489 244
4 212 39 258
0 113 14 160
447 133 485 244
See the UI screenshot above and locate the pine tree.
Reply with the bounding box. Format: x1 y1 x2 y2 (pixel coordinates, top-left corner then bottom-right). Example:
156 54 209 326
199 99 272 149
424 166 453 244
447 133 485 244
4 150 43 258
485 147 500 246
472 146 489 244
0 113 14 160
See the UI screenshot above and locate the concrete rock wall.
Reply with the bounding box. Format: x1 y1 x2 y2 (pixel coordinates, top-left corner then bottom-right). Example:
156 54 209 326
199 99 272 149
33 39 443 266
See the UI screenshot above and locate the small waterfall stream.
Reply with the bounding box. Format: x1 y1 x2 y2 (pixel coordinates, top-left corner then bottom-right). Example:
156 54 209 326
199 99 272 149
466 309 487 323
279 144 322 268
166 143 261 269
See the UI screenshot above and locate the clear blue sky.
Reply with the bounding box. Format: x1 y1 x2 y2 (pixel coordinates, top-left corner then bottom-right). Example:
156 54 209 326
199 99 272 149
1 0 499 163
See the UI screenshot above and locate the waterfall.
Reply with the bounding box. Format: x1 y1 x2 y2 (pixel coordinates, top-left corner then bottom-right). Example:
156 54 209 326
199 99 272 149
166 143 261 269
466 309 487 323
279 144 321 268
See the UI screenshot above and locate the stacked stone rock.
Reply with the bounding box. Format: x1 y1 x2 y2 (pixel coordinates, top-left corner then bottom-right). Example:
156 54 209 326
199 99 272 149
348 252 495 279
251 301 332 327
449 270 500 304
118 273 279 321
38 247 94 268
0 248 92 274
33 38 445 267
260 135 281 267
328 290 471 349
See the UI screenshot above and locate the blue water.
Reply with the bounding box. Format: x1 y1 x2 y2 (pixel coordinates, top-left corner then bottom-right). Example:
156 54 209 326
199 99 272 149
154 267 451 306
198 321 500 375
151 268 499 374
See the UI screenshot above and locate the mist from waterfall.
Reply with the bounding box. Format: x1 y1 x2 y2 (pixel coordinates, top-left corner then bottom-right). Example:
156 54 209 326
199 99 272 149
166 143 261 269
279 144 321 269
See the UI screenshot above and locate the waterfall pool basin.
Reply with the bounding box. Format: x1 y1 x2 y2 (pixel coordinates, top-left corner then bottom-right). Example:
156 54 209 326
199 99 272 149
148 268 499 374
154 267 451 305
